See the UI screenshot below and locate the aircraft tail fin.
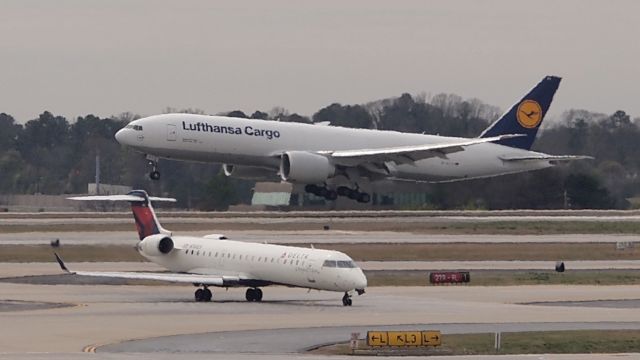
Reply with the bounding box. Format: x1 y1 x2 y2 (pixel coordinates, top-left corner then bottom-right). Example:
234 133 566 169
68 190 175 240
479 76 561 150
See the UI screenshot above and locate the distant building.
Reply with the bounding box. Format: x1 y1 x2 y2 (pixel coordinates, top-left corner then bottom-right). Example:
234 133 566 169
88 183 132 195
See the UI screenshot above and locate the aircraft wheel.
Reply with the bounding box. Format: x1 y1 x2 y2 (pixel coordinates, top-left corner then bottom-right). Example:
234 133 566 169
337 186 350 196
316 187 329 198
149 170 161 181
255 288 263 302
195 288 204 302
325 190 338 201
245 288 256 302
305 184 318 194
347 189 359 200
203 288 212 302
357 192 371 203
342 292 352 306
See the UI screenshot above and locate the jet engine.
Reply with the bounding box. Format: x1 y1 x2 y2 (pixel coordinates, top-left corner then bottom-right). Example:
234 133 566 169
139 234 174 256
280 151 335 183
222 164 279 180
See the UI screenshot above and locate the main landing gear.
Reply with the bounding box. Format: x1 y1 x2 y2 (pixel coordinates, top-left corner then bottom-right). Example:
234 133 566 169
147 155 161 181
305 184 371 203
246 287 263 302
342 292 353 306
194 286 212 302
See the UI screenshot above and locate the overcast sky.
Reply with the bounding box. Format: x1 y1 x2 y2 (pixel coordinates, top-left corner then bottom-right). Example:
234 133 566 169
1 0 639 123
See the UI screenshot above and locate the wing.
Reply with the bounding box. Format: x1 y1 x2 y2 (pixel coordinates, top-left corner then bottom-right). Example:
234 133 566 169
318 134 524 165
72 270 226 286
54 253 231 286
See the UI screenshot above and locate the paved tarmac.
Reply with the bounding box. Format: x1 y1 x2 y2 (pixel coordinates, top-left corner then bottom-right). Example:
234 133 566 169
1 230 638 245
2 224 640 359
101 321 640 354
2 274 640 356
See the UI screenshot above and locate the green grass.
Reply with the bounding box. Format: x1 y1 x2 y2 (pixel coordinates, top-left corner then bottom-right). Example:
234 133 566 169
311 242 640 261
365 270 640 286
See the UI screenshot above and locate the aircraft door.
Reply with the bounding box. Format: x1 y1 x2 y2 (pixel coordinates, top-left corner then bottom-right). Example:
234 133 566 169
167 124 177 141
306 259 317 285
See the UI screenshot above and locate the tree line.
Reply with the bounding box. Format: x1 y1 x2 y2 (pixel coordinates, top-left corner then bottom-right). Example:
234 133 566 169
0 93 638 210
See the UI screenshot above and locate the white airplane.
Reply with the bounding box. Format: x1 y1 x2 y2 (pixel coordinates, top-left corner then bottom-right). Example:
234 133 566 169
56 190 367 306
115 76 589 202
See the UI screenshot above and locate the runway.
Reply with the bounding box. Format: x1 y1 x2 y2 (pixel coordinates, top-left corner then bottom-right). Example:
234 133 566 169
1 230 638 245
4 259 640 282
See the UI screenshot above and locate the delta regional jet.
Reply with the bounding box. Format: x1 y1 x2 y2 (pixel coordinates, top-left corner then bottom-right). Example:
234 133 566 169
115 76 589 202
56 190 367 306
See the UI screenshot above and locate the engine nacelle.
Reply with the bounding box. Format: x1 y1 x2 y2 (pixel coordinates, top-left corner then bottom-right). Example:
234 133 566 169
222 164 279 181
139 234 174 257
280 151 335 183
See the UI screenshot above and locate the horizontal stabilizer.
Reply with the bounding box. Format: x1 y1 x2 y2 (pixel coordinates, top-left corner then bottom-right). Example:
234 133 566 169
499 155 594 163
67 194 176 202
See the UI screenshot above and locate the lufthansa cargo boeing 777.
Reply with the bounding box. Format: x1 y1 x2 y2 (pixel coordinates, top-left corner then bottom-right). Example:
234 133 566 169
115 76 589 202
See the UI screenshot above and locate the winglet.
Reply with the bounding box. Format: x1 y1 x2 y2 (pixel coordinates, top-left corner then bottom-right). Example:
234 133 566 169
54 252 70 273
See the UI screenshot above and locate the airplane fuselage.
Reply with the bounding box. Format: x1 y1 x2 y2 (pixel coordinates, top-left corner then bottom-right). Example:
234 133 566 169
141 235 367 293
117 114 552 183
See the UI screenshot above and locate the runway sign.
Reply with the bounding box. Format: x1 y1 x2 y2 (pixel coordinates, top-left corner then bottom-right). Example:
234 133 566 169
367 330 441 347
367 331 388 346
422 331 442 346
429 271 470 284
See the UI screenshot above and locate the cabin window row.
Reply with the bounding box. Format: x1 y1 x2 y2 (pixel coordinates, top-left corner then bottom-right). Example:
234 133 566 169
322 260 356 268
183 249 306 266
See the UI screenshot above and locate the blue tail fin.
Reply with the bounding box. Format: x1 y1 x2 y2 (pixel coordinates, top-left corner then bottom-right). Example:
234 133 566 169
480 76 561 150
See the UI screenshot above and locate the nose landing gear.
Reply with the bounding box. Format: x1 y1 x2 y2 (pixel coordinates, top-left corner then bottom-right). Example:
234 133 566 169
146 155 160 181
342 292 353 306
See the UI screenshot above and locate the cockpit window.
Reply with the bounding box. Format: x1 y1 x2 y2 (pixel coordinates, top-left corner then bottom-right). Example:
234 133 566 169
337 260 356 268
125 124 143 131
322 260 337 267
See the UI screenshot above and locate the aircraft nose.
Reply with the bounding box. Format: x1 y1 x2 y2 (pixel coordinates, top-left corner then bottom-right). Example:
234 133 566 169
355 270 368 290
115 128 127 144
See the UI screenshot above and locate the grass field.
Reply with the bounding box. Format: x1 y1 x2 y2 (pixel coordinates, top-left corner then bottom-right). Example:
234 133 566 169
365 269 640 286
311 330 640 355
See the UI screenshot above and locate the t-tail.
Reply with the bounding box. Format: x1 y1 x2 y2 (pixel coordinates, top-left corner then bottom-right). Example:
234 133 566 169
480 76 561 150
127 190 173 240
68 190 175 240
